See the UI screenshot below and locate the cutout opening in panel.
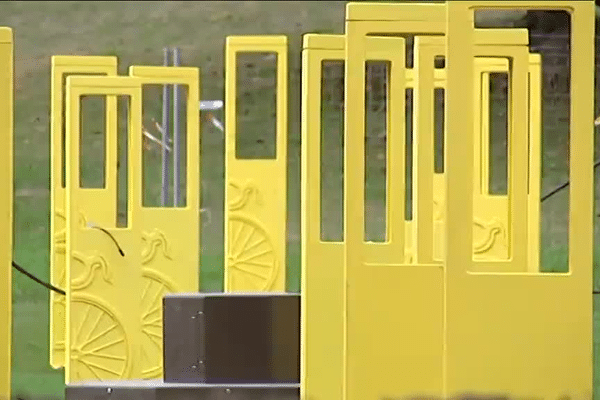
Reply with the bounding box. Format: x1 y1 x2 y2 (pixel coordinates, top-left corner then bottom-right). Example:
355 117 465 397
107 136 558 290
61 72 108 188
364 60 389 242
405 88 413 221
116 95 129 228
473 9 572 273
434 56 446 69
434 88 445 174
79 96 107 189
141 84 188 208
235 52 278 160
320 60 344 242
488 72 509 195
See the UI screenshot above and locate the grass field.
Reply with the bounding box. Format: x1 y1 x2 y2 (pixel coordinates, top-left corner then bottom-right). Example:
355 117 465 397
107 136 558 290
1 1 599 399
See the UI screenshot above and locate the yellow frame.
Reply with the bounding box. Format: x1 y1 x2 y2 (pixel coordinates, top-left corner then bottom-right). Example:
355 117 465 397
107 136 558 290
445 1 593 397
224 36 288 292
65 75 144 383
128 65 201 379
301 34 407 400
341 1 594 399
0 26 13 400
49 55 118 369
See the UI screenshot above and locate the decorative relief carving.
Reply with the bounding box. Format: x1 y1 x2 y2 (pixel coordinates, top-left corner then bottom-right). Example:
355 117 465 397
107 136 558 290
71 252 112 290
140 269 176 379
69 294 130 381
141 229 173 265
227 214 279 291
473 217 507 254
228 179 261 211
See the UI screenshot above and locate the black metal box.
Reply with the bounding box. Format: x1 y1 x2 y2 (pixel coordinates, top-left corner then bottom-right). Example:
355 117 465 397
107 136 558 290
163 293 300 384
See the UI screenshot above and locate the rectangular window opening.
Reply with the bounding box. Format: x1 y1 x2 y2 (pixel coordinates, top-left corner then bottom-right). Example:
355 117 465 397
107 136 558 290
116 95 129 228
434 56 446 69
79 95 107 189
141 83 188 208
235 52 278 159
320 60 344 242
364 60 389 242
405 88 413 221
434 88 445 174
488 72 509 195
61 72 108 188
474 9 571 274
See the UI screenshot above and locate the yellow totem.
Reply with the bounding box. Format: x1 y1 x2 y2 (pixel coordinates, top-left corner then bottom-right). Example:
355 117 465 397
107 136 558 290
128 65 201 379
49 55 118 369
301 34 407 400
444 1 593 397
224 36 288 292
301 29 542 400
64 75 144 383
0 26 13 400
338 1 594 399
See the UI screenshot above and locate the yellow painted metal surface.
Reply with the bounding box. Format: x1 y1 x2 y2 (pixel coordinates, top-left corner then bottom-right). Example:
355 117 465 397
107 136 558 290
342 1 593 398
424 33 532 266
444 2 593 398
224 36 288 292
50 55 118 369
0 26 12 400
65 75 144 383
301 34 408 400
344 9 446 395
128 65 200 379
303 29 543 400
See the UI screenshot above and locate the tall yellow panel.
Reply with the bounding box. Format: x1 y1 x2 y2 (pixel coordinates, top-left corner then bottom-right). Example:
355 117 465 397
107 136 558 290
414 32 531 266
445 1 593 398
65 76 144 383
0 27 13 400
301 34 407 400
344 5 448 398
224 36 288 292
128 65 200 379
49 55 118 369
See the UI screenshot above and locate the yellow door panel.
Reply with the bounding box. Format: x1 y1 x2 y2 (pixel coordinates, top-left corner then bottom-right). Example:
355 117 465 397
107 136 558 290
0 26 12 400
445 1 593 397
127 65 201 379
224 36 288 292
301 33 407 400
412 33 537 267
50 56 118 369
65 75 144 383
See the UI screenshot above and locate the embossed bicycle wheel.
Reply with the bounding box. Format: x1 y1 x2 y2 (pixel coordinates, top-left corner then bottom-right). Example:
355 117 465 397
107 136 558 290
69 295 130 381
227 215 278 291
140 269 175 379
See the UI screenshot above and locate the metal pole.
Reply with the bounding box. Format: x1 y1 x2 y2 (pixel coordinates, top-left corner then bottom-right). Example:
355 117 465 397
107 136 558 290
161 47 171 206
173 47 181 206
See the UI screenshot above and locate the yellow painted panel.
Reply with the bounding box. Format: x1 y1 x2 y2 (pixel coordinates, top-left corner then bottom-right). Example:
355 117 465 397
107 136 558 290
0 26 12 400
224 36 288 292
65 76 144 383
445 1 593 398
413 33 536 267
50 56 118 369
301 34 407 400
127 65 201 379
344 14 446 397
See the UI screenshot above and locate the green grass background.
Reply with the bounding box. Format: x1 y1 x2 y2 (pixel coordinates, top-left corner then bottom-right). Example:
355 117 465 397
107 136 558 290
0 1 599 399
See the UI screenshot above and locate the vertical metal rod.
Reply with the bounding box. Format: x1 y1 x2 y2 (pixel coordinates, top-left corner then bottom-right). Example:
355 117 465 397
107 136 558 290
173 47 181 206
161 47 171 206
